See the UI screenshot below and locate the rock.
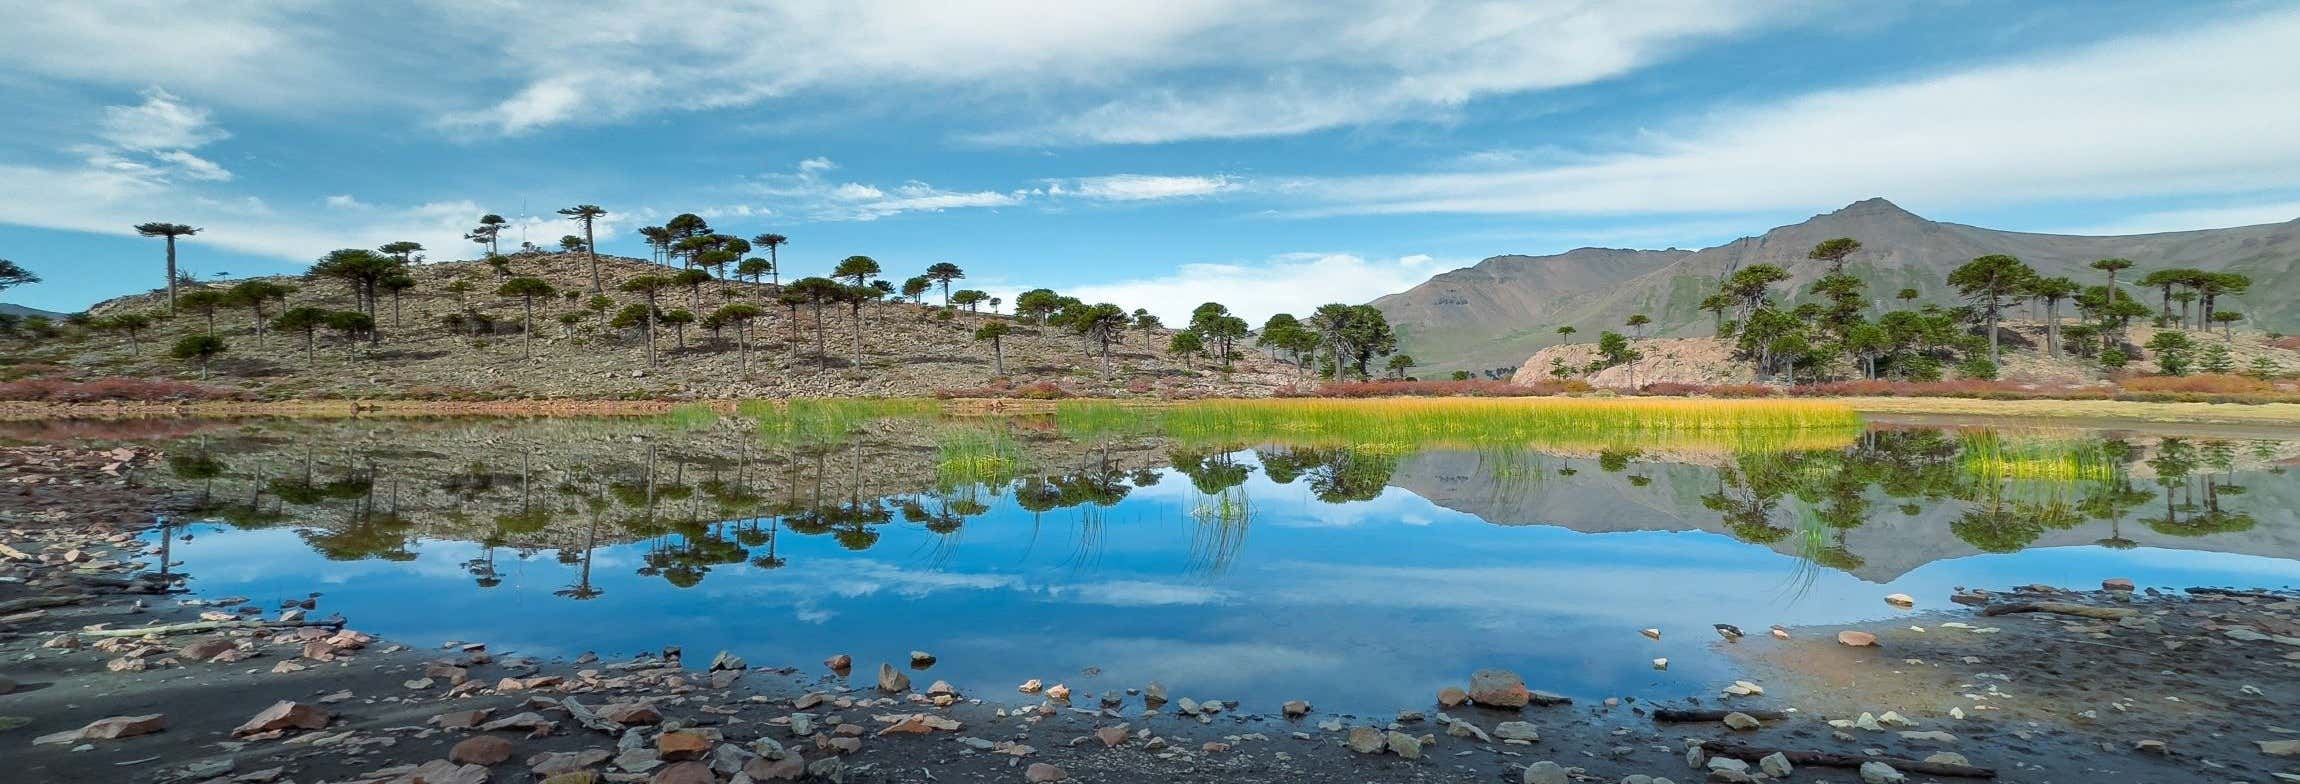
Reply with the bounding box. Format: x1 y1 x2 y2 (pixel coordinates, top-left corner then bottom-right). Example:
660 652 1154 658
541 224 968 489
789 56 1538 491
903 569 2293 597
1468 669 1531 708
1884 593 1915 608
909 650 936 667
1640 628 1661 640
540 774 599 784
1837 630 1879 647
387 760 489 784
1346 726 1387 753
1396 709 1426 723
1653 658 1669 670
1437 686 1467 707
33 714 167 744
877 664 909 693
1876 710 1915 728
1141 681 1167 706
708 651 745 671
1017 679 1042 694
1094 726 1127 747
1707 757 1748 774
1769 626 1790 640
1444 719 1490 742
1384 731 1422 760
823 654 851 671
1858 761 1906 784
1714 624 1743 641
1045 683 1071 702
1523 760 1568 784
805 757 843 781
598 703 662 726
528 750 613 776
432 709 494 729
1024 763 1068 782
649 761 714 784
659 731 711 761
1493 721 1541 742
2258 739 2300 756
234 701 330 737
1282 700 1310 717
0 675 14 694
1758 752 1793 777
180 637 236 661
1924 752 1971 766
1898 730 1955 743
2102 577 2135 592
616 748 663 773
452 735 516 766
1722 712 1761 731
744 753 806 781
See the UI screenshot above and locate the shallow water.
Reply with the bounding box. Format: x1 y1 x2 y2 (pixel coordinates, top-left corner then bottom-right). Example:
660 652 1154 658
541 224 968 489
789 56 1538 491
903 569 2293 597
75 413 2300 715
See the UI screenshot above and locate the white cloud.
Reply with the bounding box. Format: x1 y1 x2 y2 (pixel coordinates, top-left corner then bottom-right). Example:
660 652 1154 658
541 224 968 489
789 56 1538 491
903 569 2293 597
1066 252 1456 324
1051 174 1238 201
99 88 230 151
324 194 368 210
2058 201 2300 236
744 159 1026 221
1278 8 2300 217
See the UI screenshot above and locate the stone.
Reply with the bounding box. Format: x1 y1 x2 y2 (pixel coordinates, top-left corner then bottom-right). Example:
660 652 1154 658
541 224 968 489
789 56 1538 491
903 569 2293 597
1024 763 1068 782
1385 731 1422 760
541 774 599 784
2102 577 2135 592
1884 593 1915 608
1437 686 1467 707
1877 711 1915 728
1494 721 1541 741
1017 679 1042 693
528 750 613 776
658 731 711 761
1282 700 1310 717
1722 712 1761 731
927 679 958 696
1706 757 1748 774
598 702 662 725
1837 630 1879 647
2258 739 2300 756
1769 626 1790 640
0 675 14 694
1094 726 1127 747
745 753 806 781
1468 669 1531 708
1346 726 1387 753
649 761 714 784
452 735 516 766
1523 760 1568 784
180 637 236 661
234 701 330 737
33 714 167 744
387 760 488 784
431 709 494 729
909 650 936 667
1044 683 1071 702
708 651 746 671
615 748 663 773
1653 658 1669 670
823 654 851 671
805 757 844 781
1858 761 1906 784
877 663 909 693
1898 730 1955 743
1758 752 1792 777
1924 752 1971 766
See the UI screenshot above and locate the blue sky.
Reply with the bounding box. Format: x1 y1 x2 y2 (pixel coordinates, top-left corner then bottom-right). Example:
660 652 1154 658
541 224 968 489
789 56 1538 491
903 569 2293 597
4 1 2298 319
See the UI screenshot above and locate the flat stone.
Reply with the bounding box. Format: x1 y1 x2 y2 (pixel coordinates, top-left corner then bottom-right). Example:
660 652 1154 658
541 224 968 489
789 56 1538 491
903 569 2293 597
1758 752 1793 777
648 761 713 784
234 701 330 737
1282 700 1310 717
527 749 612 776
1925 751 1972 766
597 703 662 725
451 735 515 766
1493 721 1541 742
658 731 711 761
384 760 487 784
33 714 167 744
1838 630 1879 647
1346 726 1387 753
2258 739 2300 756
1024 763 1068 782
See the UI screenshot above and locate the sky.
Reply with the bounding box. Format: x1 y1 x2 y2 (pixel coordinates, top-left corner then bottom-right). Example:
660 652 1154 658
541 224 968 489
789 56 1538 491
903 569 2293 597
3 1 2299 319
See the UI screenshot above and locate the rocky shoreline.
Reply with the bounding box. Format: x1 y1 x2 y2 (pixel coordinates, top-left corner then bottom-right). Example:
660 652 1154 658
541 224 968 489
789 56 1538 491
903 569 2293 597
5 507 2300 783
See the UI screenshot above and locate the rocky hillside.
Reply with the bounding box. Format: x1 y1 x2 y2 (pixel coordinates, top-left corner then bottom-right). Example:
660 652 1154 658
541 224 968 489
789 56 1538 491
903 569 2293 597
1376 198 2300 374
31 253 1295 399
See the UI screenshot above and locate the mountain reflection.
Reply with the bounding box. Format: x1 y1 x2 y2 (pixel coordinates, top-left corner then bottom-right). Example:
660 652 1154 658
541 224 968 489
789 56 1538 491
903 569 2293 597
124 414 2295 593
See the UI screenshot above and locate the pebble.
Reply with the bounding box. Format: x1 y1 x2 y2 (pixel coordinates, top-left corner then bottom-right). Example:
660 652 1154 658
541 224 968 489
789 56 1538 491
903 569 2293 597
1722 712 1760 731
1523 760 1568 784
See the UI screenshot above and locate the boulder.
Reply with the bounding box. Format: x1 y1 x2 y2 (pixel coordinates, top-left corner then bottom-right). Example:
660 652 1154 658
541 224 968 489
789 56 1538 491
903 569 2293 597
1467 669 1530 708
1722 712 1761 731
708 651 746 672
451 735 516 766
1385 731 1423 760
1859 761 1906 784
1346 726 1387 753
33 714 167 744
823 654 851 671
234 701 331 737
1837 630 1879 647
1493 721 1541 742
597 702 662 725
1282 700 1310 717
648 761 714 784
1437 686 1467 707
1522 760 1568 784
179 637 236 661
2102 577 2135 592
1758 752 1793 777
658 731 711 761
877 663 910 693
1024 763 1068 782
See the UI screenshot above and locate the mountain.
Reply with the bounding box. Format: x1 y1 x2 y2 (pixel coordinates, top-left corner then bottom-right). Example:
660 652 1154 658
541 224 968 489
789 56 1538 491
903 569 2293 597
0 303 68 319
1373 198 2300 375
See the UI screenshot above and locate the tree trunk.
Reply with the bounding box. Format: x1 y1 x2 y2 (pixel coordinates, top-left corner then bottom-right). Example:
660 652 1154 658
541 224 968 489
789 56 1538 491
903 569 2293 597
164 236 179 313
586 220 601 293
306 331 316 367
1986 304 2001 366
992 337 1004 377
643 313 657 366
522 300 535 359
2044 299 2060 355
849 303 863 367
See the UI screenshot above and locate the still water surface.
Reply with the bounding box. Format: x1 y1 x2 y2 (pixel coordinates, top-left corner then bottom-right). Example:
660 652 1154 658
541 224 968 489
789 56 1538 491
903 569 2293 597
76 413 2300 715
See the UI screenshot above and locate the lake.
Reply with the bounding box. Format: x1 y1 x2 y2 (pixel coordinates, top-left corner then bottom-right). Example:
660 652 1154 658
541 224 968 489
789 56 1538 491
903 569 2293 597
39 401 2298 716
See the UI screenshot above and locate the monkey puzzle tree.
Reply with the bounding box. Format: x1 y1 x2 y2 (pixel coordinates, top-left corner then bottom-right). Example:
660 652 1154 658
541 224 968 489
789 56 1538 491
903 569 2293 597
324 310 374 354
557 204 609 292
924 262 964 306
840 283 883 367
974 320 1013 377
1625 313 1651 339
100 311 154 355
784 276 845 362
711 303 764 372
739 257 774 289
618 275 675 366
169 334 227 379
379 241 425 264
899 276 931 303
749 234 787 287
1947 254 2036 367
1807 237 1861 273
1062 302 1131 378
134 222 200 313
832 255 880 288
659 309 696 350
0 259 38 293
673 268 713 314
178 289 229 335
223 280 295 348
951 289 988 312
2026 276 2079 355
273 307 331 367
1167 330 1204 370
497 277 557 359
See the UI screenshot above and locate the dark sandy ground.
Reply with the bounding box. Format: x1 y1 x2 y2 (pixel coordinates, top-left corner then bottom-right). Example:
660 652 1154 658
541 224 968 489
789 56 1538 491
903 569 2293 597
3 443 2298 784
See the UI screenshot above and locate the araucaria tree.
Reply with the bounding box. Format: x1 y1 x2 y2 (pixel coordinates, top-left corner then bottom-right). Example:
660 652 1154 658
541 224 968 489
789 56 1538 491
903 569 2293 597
170 334 227 379
225 280 296 348
100 312 153 355
618 275 675 366
1058 302 1130 377
0 259 38 294
274 307 330 366
558 205 609 292
1306 303 1397 379
973 321 1012 377
498 277 557 359
1807 237 1862 273
785 277 845 361
750 234 787 287
710 303 764 372
1947 254 2036 367
925 262 965 306
134 222 200 313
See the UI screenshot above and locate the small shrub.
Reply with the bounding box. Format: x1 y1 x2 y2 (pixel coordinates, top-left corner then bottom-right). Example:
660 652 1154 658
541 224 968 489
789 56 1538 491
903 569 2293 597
2118 373 2271 394
1013 381 1071 400
1955 356 1998 380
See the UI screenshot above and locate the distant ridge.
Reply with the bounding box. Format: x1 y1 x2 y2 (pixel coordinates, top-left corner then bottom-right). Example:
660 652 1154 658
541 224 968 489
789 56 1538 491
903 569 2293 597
1372 198 2300 374
0 303 68 320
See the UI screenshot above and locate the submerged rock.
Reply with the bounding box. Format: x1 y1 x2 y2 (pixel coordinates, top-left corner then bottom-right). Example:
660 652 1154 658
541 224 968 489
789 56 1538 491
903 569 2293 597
1838 630 1880 647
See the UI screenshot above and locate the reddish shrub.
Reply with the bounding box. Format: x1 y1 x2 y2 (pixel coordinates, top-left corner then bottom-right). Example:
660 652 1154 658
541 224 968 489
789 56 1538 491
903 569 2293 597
0 377 248 402
2118 373 2272 394
1012 381 1071 400
2268 336 2300 351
